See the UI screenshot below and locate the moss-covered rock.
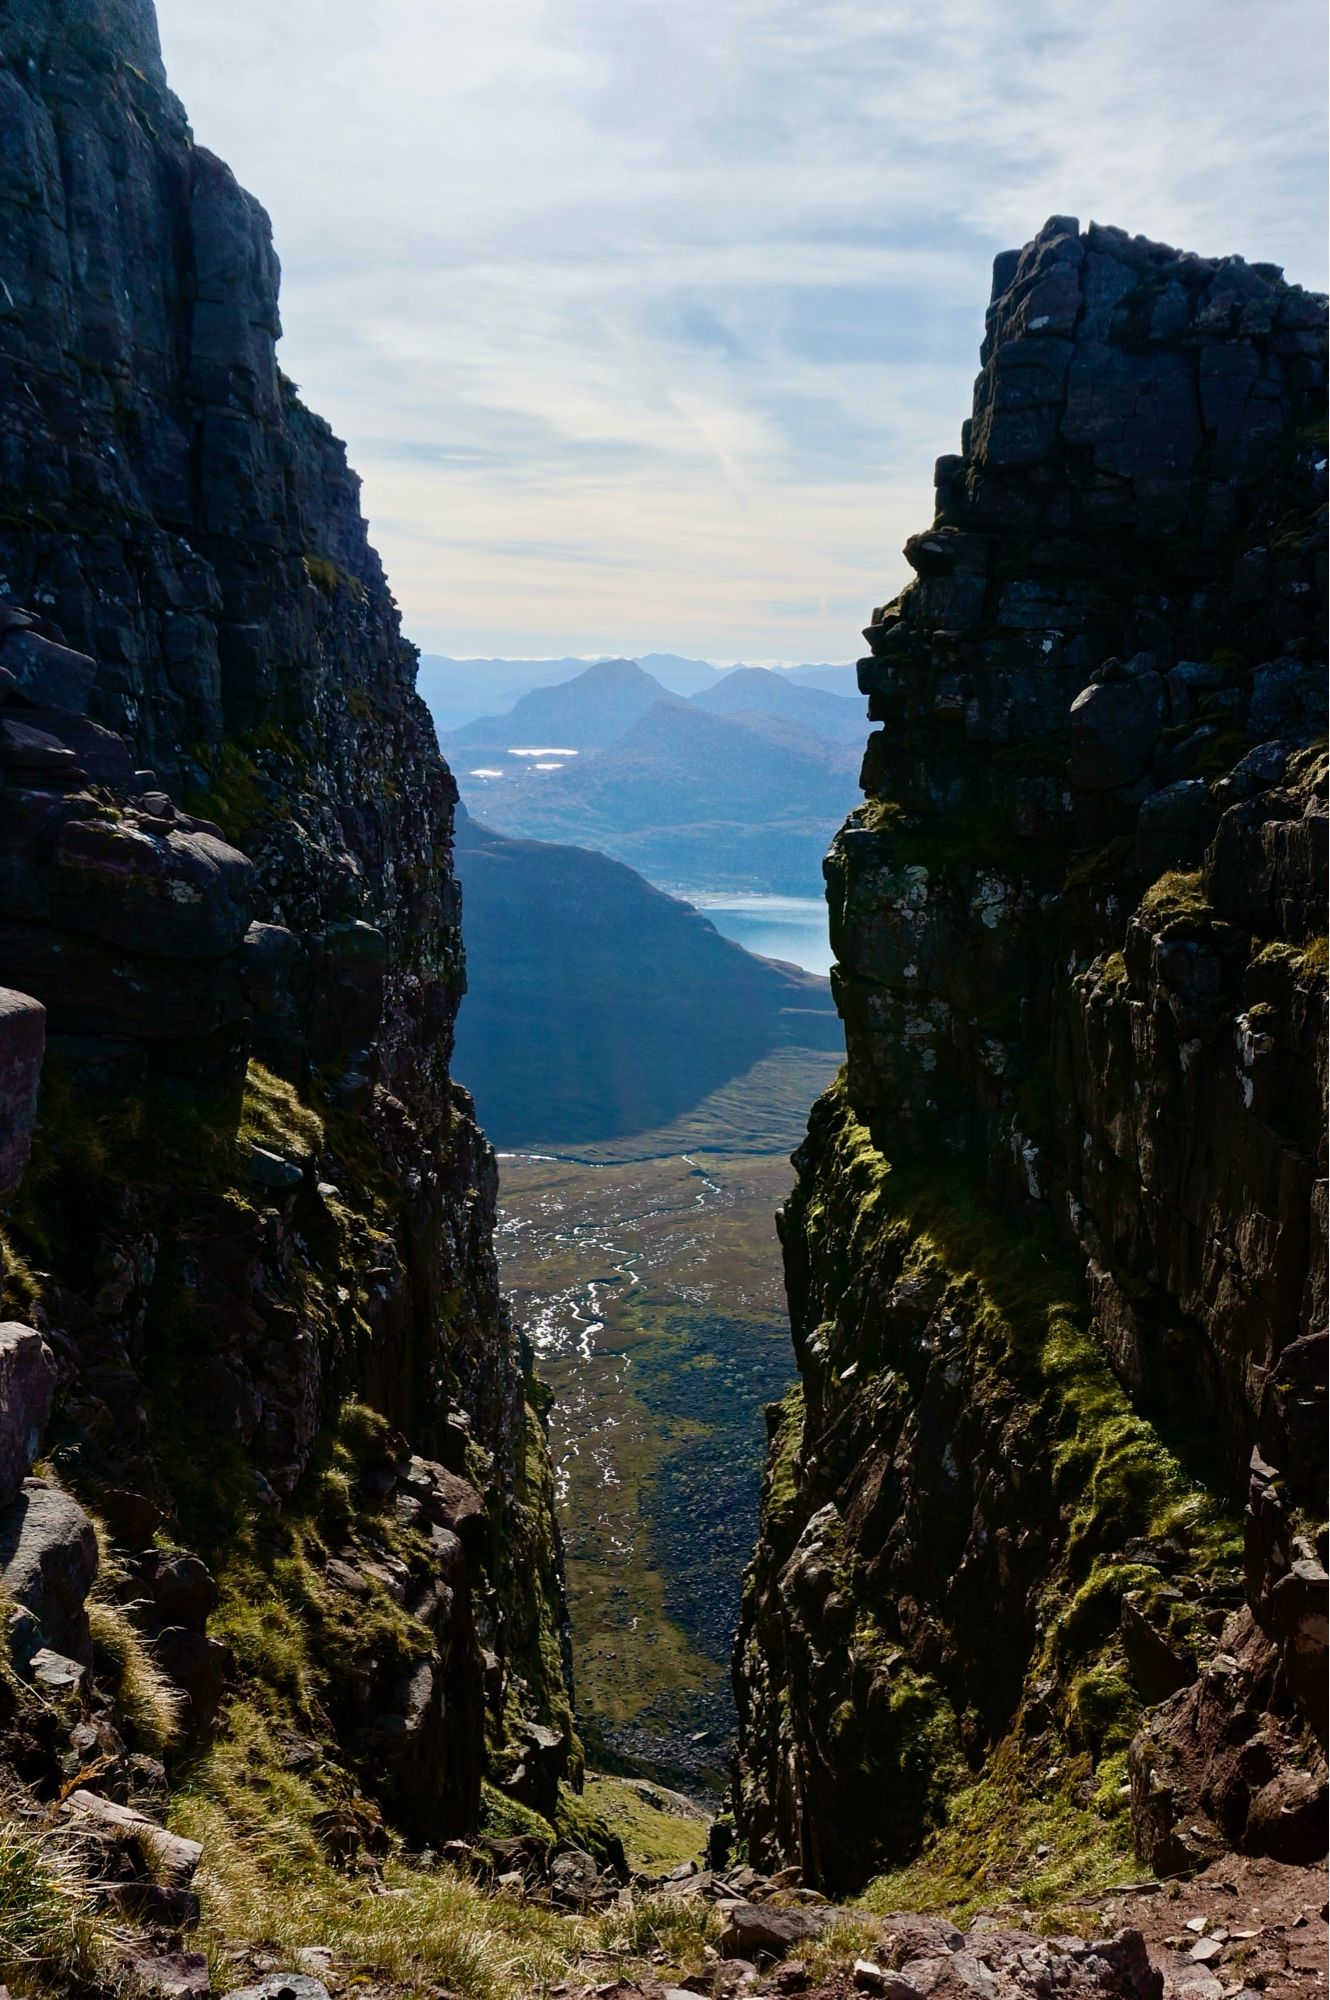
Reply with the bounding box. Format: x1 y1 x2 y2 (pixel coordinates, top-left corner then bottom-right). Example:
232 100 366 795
0 0 573 1891
734 218 1328 1895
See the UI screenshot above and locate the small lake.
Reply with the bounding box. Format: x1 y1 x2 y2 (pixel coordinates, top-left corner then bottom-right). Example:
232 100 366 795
684 893 833 977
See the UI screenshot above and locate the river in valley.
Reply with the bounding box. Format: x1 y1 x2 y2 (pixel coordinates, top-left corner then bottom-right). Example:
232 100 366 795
494 1045 841 1790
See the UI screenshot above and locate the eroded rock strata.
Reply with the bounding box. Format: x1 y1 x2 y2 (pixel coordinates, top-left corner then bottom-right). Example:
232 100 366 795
734 219 1328 1895
0 0 570 1866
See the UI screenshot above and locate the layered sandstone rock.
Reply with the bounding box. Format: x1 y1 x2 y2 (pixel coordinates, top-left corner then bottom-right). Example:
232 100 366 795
735 219 1327 1894
0 0 569 1846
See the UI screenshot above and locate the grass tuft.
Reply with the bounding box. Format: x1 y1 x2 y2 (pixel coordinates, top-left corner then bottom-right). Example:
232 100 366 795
0 1820 99 1992
578 1774 708 1874
860 1738 1136 1925
87 1601 186 1756
240 1061 325 1162
174 1705 717 1999
1137 868 1209 926
0 1225 41 1315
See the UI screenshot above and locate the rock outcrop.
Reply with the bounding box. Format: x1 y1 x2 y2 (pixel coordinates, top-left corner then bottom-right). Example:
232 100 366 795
734 219 1327 1895
0 0 569 1858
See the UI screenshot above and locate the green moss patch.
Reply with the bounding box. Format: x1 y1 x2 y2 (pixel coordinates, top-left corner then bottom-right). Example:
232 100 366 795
241 1061 325 1160
785 1080 1241 1906
1255 933 1328 982
762 1385 806 1538
304 552 368 602
861 1738 1135 1924
580 1774 708 1873
1138 868 1210 926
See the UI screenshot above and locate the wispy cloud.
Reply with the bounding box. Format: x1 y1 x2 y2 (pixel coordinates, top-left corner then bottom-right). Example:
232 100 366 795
157 0 1327 660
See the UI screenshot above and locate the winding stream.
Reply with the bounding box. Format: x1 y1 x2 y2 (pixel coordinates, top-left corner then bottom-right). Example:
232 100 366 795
494 1046 841 1786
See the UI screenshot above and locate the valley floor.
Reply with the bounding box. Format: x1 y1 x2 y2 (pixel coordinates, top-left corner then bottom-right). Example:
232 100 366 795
494 1047 842 1788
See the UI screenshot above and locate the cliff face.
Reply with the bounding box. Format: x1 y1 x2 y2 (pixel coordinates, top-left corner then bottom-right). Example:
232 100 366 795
0 0 569 1857
734 220 1328 1896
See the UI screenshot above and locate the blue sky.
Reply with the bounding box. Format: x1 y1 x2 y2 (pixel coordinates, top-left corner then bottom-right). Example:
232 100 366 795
156 0 1328 663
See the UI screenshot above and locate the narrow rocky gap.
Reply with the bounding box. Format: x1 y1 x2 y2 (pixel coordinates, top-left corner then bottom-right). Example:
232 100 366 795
0 8 1323 2000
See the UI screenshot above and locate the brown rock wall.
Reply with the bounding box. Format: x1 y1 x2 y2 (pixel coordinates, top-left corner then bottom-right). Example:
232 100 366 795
735 219 1327 1894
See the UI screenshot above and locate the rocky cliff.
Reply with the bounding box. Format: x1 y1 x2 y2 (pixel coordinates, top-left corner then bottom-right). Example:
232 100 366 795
0 0 571 1891
734 219 1328 1899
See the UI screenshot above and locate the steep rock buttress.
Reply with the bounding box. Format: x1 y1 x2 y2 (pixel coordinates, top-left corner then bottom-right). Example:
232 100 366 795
0 0 571 1854
734 219 1328 1897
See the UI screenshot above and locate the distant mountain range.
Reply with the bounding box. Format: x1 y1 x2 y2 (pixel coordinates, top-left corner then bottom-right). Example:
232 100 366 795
689 665 868 747
417 651 857 732
440 659 868 895
447 658 670 751
452 809 841 1144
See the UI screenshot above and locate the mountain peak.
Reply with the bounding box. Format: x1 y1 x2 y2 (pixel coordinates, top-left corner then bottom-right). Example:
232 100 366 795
690 663 866 745
569 657 663 688
444 655 673 750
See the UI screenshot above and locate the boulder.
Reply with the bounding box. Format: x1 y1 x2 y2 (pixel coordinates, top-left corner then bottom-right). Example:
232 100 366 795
549 1844 610 1907
29 1647 86 1695
61 1791 203 1888
239 922 309 1070
98 1487 164 1547
151 1626 233 1735
143 1552 219 1631
1270 1556 1329 1742
0 718 80 776
0 1478 98 1666
239 924 302 1004
1248 655 1323 738
502 1720 570 1821
0 629 97 713
249 1144 303 1192
45 814 254 960
220 1978 331 2000
0 1323 56 1503
1069 673 1165 790
20 709 138 788
117 1952 209 2000
477 1832 550 1882
307 920 386 1060
1244 1764 1328 1861
1120 1591 1196 1704
398 1456 486 1559
719 1900 829 1961
1213 739 1288 809
852 1966 921 1999
1135 779 1215 877
0 987 45 1197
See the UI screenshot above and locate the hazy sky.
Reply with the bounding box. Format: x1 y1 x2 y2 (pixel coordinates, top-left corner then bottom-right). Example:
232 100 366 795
155 1 1328 664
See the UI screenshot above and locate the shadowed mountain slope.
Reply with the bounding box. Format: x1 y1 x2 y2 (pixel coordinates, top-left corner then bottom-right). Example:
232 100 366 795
455 699 860 894
452 810 839 1144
